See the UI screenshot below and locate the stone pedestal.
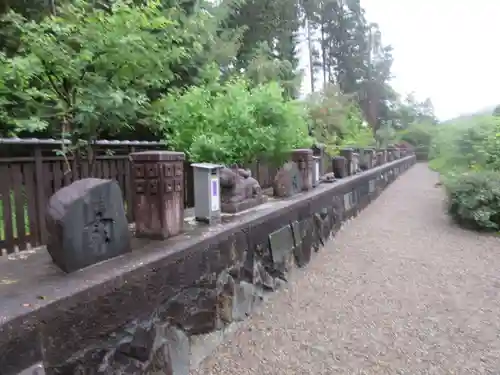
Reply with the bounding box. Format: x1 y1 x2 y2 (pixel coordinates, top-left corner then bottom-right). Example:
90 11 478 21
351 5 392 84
340 148 354 176
291 149 313 191
130 151 185 240
332 156 347 178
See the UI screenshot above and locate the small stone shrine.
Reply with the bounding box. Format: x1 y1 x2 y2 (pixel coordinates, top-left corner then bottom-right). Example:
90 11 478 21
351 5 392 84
291 149 314 191
220 166 266 213
130 151 185 240
46 178 131 273
273 161 303 197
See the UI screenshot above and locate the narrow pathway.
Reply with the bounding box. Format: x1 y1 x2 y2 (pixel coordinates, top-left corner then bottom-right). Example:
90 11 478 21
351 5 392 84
192 164 500 375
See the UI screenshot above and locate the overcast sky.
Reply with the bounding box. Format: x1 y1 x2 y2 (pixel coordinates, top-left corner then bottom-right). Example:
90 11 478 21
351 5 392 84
300 1 500 120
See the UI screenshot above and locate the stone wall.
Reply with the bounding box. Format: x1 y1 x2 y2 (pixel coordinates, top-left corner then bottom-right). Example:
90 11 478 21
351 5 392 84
0 156 416 375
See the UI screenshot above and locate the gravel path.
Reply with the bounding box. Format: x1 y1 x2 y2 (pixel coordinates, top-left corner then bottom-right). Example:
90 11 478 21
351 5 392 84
192 164 500 375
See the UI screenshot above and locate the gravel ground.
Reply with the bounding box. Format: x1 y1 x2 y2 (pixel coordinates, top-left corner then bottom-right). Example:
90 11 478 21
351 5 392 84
192 164 500 375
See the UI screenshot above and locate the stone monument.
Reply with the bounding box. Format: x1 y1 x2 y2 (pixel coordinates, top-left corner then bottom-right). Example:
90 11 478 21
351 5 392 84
291 149 314 191
220 166 266 213
340 148 354 176
46 178 131 273
130 151 185 240
273 161 303 197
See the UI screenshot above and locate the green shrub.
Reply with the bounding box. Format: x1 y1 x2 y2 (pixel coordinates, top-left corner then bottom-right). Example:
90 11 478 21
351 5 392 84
154 78 312 165
397 122 434 148
445 171 500 231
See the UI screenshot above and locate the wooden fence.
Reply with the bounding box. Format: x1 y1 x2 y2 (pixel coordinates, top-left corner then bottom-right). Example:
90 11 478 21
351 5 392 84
0 138 279 255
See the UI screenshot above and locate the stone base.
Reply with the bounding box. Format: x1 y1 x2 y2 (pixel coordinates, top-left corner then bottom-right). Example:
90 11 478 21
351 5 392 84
221 196 268 214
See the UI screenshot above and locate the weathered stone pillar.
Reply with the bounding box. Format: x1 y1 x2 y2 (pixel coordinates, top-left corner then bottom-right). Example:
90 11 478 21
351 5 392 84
387 146 397 161
130 151 185 239
312 143 325 175
377 149 387 164
291 149 313 191
340 148 354 175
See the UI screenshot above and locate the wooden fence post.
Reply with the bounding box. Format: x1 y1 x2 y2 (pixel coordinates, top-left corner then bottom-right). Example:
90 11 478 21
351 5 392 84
34 146 47 245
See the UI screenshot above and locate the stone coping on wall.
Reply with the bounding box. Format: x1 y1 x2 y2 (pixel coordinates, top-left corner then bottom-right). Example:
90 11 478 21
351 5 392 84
0 155 416 375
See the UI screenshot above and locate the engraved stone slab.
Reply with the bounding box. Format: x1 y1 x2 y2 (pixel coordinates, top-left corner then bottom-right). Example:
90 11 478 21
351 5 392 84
269 225 294 266
46 178 131 273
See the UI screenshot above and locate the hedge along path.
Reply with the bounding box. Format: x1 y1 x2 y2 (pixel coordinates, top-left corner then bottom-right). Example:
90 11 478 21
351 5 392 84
192 163 500 375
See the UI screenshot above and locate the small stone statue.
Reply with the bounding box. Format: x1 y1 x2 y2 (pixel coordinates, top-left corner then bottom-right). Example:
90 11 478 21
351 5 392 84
219 166 266 213
320 172 336 183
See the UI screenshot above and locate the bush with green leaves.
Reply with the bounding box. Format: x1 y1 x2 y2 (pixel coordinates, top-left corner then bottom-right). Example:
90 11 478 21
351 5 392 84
445 171 500 231
429 116 500 174
305 84 376 155
0 0 232 168
428 115 500 231
153 78 312 165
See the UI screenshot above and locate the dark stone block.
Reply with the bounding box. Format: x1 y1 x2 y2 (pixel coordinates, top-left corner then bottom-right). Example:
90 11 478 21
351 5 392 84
268 225 294 268
221 195 267 214
46 178 131 273
119 325 157 362
159 284 218 336
332 156 347 178
292 219 313 267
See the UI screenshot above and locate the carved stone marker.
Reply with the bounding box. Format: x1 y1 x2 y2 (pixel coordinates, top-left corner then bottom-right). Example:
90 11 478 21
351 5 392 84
220 166 266 213
273 161 303 197
46 178 131 273
291 149 313 191
332 156 347 178
130 151 185 240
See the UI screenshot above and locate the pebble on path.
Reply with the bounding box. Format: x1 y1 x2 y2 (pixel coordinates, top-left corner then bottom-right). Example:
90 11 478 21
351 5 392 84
191 164 500 375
